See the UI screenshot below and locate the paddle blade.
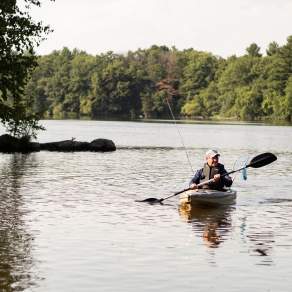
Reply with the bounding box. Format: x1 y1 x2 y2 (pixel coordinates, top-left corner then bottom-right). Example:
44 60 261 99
248 152 277 168
135 198 163 204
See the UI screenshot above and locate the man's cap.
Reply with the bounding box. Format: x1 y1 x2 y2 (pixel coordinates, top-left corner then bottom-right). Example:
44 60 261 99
205 149 220 158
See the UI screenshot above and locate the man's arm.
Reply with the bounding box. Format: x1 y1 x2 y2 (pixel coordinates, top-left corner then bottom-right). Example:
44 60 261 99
220 166 233 187
189 168 203 187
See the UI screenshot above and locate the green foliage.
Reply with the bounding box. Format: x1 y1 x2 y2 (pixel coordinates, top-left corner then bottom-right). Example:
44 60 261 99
2 112 45 141
234 85 263 120
266 42 280 56
181 82 220 118
0 0 53 139
181 95 204 118
23 36 292 123
180 51 219 97
246 43 262 57
1 101 45 140
284 76 292 121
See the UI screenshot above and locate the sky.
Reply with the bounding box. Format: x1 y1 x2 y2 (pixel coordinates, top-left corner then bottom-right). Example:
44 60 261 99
30 0 292 58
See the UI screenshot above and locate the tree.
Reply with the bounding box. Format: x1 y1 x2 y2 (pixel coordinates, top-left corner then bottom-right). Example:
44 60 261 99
90 56 143 119
264 36 292 101
246 43 262 57
181 94 205 118
266 41 280 56
180 51 219 97
284 76 292 121
233 84 264 120
0 0 52 139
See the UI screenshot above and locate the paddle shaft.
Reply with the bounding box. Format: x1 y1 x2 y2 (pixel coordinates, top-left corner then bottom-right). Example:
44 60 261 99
161 176 220 201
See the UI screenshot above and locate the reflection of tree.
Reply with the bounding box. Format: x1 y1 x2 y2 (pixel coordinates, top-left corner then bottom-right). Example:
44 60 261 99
0 154 36 291
179 204 235 248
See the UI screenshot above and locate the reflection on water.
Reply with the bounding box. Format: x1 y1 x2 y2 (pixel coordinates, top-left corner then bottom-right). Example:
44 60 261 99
0 154 36 291
179 203 276 266
247 227 274 265
239 214 275 266
0 121 292 291
179 204 235 248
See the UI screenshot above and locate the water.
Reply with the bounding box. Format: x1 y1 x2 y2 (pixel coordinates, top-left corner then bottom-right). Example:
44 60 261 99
0 120 292 292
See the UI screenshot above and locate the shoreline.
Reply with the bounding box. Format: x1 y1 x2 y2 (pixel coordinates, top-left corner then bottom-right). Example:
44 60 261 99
36 118 292 127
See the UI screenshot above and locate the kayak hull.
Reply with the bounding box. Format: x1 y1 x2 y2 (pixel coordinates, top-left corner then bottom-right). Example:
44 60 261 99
179 189 237 207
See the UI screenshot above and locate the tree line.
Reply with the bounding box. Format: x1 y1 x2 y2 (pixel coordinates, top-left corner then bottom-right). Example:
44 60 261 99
25 37 292 122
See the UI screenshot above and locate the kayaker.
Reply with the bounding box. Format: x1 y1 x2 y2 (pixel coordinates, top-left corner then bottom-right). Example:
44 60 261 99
190 149 233 191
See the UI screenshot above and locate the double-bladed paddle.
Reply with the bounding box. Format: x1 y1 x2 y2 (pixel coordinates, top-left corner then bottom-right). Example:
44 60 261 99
136 152 277 204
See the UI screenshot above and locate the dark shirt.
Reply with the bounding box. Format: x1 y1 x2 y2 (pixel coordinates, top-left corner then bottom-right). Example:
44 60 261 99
189 163 233 190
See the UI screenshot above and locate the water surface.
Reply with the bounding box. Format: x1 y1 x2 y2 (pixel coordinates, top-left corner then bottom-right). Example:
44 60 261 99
0 120 291 291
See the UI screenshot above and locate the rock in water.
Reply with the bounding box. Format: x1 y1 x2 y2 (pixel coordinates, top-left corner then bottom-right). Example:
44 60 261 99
90 139 116 152
0 135 116 153
0 134 40 153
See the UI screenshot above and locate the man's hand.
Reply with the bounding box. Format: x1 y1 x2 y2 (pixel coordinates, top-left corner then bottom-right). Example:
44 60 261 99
190 183 198 189
213 174 221 182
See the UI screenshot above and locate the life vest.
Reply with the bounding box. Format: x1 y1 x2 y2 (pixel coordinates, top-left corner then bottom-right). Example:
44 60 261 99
201 163 223 190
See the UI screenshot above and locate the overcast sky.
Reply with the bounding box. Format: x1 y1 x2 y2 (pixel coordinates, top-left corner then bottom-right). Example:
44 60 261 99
31 0 292 57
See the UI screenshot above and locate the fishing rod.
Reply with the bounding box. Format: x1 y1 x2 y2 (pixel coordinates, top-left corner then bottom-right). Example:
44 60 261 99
158 79 194 173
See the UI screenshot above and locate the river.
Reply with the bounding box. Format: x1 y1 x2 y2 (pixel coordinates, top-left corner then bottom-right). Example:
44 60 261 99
0 120 291 291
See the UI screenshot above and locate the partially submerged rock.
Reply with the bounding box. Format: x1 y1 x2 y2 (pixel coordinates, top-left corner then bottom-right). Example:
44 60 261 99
90 139 116 152
40 138 116 152
0 134 40 153
40 140 90 152
0 134 116 153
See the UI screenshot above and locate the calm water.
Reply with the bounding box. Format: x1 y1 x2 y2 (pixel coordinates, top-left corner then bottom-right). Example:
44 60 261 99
0 120 292 292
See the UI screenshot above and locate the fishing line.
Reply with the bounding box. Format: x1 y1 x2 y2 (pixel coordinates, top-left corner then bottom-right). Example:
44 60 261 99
164 95 194 173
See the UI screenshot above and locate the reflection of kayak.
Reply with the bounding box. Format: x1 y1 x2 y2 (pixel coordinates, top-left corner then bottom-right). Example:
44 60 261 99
178 204 235 247
179 204 235 222
179 189 237 207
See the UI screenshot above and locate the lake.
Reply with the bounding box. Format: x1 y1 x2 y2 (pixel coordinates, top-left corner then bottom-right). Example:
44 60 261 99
0 120 292 291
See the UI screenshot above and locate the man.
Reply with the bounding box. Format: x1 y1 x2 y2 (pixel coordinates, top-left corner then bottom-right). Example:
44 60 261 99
190 149 233 191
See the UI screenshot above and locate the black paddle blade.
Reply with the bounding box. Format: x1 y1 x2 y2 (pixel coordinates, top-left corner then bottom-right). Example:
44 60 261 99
135 198 163 204
249 152 277 168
